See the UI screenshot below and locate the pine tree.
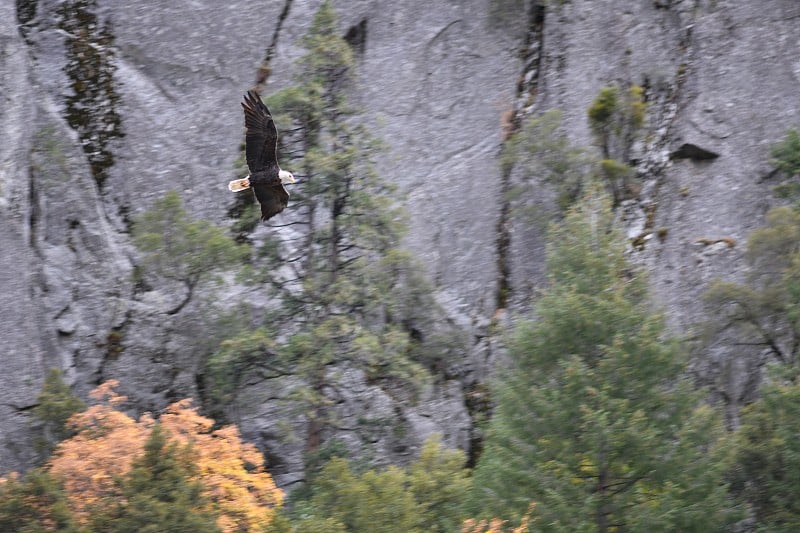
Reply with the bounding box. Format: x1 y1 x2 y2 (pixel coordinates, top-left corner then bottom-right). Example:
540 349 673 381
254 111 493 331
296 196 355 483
0 469 79 533
407 434 472 533
730 369 800 531
709 131 800 530
133 191 247 314
704 129 800 366
470 187 738 530
286 435 470 532
33 368 86 456
501 109 590 211
587 84 646 205
213 0 438 457
90 424 220 533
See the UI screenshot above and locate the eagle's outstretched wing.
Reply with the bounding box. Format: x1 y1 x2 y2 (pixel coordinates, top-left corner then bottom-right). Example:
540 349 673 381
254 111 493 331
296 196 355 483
241 90 278 173
253 183 290 221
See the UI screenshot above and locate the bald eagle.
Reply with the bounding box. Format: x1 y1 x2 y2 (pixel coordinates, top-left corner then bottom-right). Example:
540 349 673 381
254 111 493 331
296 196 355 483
228 91 295 221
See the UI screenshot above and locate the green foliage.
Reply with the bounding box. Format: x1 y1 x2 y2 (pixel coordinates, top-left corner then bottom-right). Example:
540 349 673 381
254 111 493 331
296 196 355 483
406 434 472 532
0 469 79 532
705 206 800 366
206 327 282 408
299 0 354 97
771 129 800 202
470 186 739 530
89 424 220 533
288 435 470 532
599 157 633 185
502 109 590 211
587 86 619 136
730 369 800 531
33 369 86 450
133 190 247 314
771 129 800 177
307 458 419 532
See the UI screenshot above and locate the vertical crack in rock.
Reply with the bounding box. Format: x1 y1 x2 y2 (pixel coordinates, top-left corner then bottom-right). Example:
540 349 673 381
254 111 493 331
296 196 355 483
27 161 39 252
15 0 37 41
58 0 124 190
253 0 294 91
495 1 545 310
468 0 546 471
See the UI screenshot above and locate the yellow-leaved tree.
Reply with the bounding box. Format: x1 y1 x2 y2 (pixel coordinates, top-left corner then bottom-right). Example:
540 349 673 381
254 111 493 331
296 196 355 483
158 398 283 531
47 380 283 532
47 380 151 520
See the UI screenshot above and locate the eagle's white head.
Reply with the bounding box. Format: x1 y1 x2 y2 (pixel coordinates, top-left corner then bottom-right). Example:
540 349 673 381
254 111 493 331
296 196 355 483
279 169 295 184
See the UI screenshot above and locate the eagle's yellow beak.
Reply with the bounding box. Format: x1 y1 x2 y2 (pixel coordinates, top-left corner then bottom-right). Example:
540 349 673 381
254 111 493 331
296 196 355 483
279 170 295 184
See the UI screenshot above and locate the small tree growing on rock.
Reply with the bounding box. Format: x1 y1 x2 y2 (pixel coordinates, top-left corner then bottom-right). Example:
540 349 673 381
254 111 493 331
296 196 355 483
133 191 247 314
587 84 646 205
33 368 86 457
501 109 590 211
771 128 800 201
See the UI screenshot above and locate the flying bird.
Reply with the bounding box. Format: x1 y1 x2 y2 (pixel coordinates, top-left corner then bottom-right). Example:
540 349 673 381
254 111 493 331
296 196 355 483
228 90 295 220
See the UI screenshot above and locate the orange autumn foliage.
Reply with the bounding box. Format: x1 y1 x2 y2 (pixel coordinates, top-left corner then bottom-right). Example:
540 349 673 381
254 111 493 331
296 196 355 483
47 380 283 532
462 504 535 533
47 380 152 520
159 399 284 532
462 519 530 533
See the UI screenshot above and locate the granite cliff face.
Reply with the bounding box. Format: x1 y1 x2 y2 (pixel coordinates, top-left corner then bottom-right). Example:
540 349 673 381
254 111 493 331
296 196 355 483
1 0 798 480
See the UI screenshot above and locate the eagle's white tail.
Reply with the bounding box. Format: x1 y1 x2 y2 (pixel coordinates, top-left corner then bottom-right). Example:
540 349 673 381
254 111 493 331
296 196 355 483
228 177 251 192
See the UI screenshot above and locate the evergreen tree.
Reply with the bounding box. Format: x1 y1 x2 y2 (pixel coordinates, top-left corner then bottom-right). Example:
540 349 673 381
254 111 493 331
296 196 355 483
704 129 800 369
90 424 220 533
710 131 800 530
33 368 86 456
0 469 79 533
406 434 472 533
213 0 440 457
133 191 247 314
500 109 590 211
705 206 800 367
470 187 738 530
307 458 420 532
731 369 800 531
771 128 800 201
284 435 470 532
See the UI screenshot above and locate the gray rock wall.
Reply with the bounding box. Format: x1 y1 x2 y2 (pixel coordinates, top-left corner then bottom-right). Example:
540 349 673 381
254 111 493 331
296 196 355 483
1 0 798 478
524 0 800 416
0 1 46 472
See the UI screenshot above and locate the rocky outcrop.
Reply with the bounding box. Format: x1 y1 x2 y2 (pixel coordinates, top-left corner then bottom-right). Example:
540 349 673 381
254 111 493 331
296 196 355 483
670 142 719 161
